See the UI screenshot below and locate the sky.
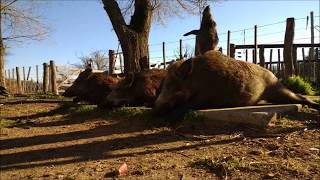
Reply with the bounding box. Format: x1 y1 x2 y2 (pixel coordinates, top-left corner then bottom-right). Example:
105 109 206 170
3 0 320 78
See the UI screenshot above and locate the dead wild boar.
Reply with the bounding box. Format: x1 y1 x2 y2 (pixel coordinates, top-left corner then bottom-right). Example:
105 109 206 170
62 67 121 105
154 50 320 115
105 69 167 107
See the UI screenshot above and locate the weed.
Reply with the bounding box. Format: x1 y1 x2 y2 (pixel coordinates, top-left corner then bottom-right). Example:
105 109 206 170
283 158 309 176
183 111 205 122
110 107 152 120
190 156 247 178
281 76 315 95
277 116 292 128
0 119 16 128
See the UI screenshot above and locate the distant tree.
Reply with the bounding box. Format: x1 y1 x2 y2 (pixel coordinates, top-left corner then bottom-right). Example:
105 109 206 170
0 0 49 89
101 0 213 74
74 50 108 70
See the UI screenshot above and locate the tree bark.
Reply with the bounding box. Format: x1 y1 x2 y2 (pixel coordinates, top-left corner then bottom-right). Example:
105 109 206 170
102 0 151 74
0 2 6 88
0 38 5 88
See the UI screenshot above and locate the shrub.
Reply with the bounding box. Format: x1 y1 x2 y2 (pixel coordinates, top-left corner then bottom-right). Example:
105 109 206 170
281 76 315 95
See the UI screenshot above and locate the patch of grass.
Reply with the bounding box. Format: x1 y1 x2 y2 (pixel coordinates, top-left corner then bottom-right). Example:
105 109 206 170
183 111 205 122
31 93 65 99
0 119 17 128
281 76 315 95
190 156 247 177
110 107 152 120
44 102 98 116
277 116 293 128
283 158 309 176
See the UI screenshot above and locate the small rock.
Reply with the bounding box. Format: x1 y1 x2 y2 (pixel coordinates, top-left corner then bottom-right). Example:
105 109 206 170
265 143 279 151
248 150 262 155
42 174 50 177
309 147 320 152
263 173 275 179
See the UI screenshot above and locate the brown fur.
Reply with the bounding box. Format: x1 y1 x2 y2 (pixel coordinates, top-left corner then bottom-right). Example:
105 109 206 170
154 50 320 114
105 69 167 107
63 68 121 105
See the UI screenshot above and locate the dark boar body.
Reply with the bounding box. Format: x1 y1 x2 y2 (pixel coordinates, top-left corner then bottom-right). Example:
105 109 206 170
63 68 121 105
154 50 320 115
105 69 167 107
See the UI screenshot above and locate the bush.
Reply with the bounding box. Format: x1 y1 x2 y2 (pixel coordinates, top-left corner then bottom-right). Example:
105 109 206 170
281 76 315 95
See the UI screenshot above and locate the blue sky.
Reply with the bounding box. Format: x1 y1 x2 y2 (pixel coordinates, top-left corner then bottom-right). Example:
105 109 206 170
4 0 320 76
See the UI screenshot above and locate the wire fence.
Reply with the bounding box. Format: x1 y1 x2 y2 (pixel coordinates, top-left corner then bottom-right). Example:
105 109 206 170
4 14 319 94
145 15 319 66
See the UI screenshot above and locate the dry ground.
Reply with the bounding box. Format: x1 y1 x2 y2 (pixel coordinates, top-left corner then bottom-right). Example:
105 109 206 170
0 98 319 180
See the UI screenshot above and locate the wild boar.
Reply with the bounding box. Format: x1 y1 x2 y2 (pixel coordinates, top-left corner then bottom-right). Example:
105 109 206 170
62 67 121 106
154 50 320 115
105 69 167 107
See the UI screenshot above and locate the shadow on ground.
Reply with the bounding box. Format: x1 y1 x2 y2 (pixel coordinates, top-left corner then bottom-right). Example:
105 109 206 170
1 102 319 171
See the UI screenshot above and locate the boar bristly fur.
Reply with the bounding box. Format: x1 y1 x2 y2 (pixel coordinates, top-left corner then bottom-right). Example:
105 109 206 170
154 50 320 115
63 68 121 105
105 69 167 107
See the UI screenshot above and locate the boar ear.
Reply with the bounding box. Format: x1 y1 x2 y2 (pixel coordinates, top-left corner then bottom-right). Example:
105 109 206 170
175 59 193 80
183 29 199 36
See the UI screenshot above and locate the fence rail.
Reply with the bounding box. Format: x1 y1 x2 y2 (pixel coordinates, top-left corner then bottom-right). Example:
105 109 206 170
4 12 320 95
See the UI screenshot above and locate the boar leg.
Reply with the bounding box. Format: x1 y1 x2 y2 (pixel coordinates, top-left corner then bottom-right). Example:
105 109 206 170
263 83 320 110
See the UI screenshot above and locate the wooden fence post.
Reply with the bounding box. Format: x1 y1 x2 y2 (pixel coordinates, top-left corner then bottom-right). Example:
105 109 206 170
277 49 281 76
316 48 319 86
310 11 315 61
162 42 166 69
11 68 15 93
254 25 258 64
8 69 11 91
283 17 295 78
16 67 22 94
50 60 58 95
292 47 298 75
227 30 231 56
302 48 305 79
259 46 265 67
252 49 255 64
43 63 49 93
179 39 183 60
108 50 115 74
4 70 7 87
230 43 235 58
119 53 123 73
269 49 273 71
36 65 39 92
22 67 26 93
27 66 31 80
245 49 248 62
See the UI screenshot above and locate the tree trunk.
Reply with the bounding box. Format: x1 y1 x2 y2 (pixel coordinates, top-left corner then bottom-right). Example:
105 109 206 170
0 3 6 88
0 38 5 88
102 0 151 74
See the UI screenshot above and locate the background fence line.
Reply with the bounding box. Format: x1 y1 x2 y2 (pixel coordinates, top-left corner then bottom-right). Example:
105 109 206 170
4 12 320 95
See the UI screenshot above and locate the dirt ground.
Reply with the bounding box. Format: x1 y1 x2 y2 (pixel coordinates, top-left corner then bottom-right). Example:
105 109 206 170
0 99 319 180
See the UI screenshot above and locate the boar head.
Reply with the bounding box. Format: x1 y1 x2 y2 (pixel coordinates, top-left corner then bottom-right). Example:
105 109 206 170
153 59 194 115
62 67 92 98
